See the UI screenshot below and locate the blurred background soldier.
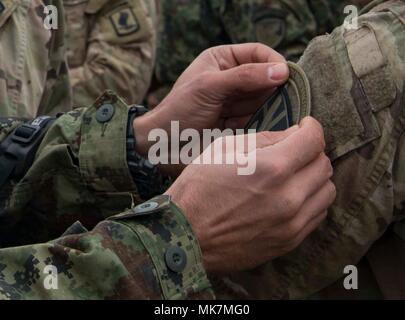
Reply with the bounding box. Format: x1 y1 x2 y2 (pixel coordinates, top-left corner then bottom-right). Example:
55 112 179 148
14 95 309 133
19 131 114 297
0 0 71 118
63 0 157 107
147 0 367 108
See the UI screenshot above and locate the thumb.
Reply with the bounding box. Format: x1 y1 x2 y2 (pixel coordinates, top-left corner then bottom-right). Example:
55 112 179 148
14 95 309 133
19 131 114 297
212 62 289 95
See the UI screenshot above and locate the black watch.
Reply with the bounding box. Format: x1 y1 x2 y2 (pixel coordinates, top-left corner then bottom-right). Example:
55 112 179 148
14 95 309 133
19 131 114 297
126 105 168 200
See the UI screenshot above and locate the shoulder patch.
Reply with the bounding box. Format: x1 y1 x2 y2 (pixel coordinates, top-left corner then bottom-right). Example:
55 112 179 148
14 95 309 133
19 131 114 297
109 6 139 37
245 62 311 132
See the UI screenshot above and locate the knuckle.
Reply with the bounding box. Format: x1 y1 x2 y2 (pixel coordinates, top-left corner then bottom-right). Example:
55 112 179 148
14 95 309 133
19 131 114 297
327 181 337 202
195 72 214 88
284 221 301 241
280 193 301 218
267 158 288 183
237 65 255 84
305 119 326 151
257 131 276 144
320 154 333 177
254 42 268 51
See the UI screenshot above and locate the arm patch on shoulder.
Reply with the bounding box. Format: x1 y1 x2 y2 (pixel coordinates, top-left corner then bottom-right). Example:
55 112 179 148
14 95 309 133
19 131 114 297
109 6 139 36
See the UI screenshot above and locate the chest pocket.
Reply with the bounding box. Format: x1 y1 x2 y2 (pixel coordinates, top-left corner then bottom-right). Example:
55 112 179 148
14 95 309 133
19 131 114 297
63 0 91 68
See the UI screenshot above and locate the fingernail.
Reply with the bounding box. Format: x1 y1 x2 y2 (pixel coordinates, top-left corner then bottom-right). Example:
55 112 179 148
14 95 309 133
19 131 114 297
268 63 289 81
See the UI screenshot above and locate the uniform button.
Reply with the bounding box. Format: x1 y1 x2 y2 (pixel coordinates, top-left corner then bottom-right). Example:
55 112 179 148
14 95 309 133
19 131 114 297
96 104 115 123
165 246 187 273
134 201 159 215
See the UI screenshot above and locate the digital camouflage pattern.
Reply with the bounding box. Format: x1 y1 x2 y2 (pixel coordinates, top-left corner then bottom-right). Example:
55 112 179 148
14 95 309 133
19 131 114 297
0 0 212 300
64 0 157 107
211 0 405 300
0 0 72 118
148 0 362 105
0 91 213 299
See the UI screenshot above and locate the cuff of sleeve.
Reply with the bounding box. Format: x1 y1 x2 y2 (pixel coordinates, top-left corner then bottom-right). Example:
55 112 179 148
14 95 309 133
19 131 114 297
79 90 137 193
109 195 215 300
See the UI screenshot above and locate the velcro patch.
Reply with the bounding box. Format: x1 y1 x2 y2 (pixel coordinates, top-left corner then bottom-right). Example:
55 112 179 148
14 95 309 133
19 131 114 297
345 27 385 78
245 62 311 132
345 26 397 112
109 6 139 37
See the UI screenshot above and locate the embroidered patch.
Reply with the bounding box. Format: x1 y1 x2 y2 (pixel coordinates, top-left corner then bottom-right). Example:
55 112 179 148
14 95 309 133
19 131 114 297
109 6 139 37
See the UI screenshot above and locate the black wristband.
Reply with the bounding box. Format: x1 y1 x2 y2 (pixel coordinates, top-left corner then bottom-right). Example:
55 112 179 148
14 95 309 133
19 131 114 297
126 106 168 200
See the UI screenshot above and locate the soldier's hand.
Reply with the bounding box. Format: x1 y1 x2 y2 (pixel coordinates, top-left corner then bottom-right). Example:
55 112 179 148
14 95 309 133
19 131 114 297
166 117 336 273
134 43 289 157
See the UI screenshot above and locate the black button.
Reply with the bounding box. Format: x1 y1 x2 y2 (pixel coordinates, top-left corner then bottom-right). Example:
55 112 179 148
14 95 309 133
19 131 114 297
96 104 115 123
165 246 187 273
0 2 5 14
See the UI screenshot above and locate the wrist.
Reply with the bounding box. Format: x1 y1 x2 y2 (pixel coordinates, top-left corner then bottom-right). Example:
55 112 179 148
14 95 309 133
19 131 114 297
165 182 212 271
134 110 186 177
133 114 153 158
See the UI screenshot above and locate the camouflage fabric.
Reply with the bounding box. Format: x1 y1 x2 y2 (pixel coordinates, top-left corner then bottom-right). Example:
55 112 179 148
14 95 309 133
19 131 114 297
0 91 213 299
0 0 72 118
64 0 157 107
149 0 360 105
211 0 405 300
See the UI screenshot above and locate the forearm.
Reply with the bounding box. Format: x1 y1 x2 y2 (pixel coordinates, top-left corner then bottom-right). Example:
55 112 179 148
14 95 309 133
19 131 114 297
0 92 150 247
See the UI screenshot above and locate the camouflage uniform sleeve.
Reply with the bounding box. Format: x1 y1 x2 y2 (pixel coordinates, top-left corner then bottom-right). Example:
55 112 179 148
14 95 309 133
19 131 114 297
0 195 213 300
66 0 157 107
1 92 142 247
0 91 213 299
211 0 405 299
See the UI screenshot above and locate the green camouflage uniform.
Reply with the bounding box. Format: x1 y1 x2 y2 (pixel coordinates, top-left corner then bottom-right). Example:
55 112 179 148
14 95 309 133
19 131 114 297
64 0 157 107
149 0 358 105
0 0 212 300
0 91 214 300
0 0 72 118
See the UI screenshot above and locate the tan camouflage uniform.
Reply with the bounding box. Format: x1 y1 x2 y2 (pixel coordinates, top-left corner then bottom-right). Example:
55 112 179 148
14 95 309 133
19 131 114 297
213 0 405 300
64 0 157 107
0 0 72 118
